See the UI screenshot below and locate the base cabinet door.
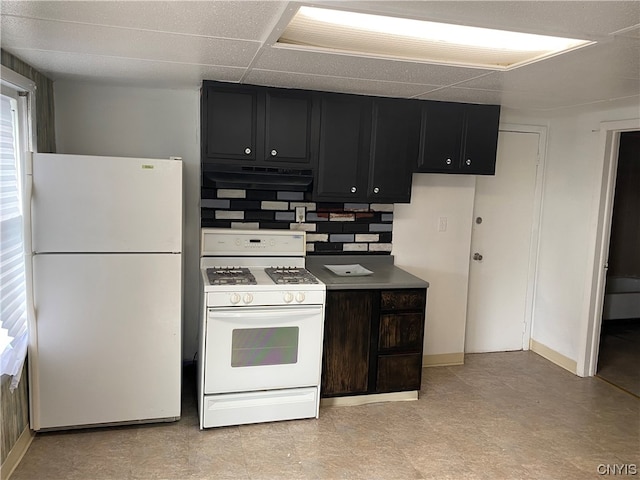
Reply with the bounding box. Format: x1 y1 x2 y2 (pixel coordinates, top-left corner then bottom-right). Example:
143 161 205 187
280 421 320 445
321 288 427 398
321 291 374 396
377 354 423 392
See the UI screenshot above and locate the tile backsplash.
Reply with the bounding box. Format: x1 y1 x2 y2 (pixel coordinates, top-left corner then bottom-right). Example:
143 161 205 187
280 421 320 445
201 188 393 255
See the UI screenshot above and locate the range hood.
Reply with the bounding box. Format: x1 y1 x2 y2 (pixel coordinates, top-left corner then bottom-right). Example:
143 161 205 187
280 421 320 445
202 164 314 191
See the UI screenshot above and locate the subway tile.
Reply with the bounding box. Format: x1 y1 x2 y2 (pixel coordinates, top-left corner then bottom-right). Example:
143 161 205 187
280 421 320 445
230 200 262 210
261 201 289 210
317 203 346 212
369 223 393 232
201 199 230 209
306 212 329 222
201 188 217 199
314 242 344 252
275 212 295 221
245 190 277 201
378 232 392 243
217 189 246 199
369 243 393 252
306 234 329 242
305 243 315 253
201 209 216 219
343 243 368 252
289 223 317 232
329 213 355 222
330 234 355 243
342 223 369 233
244 211 275 221
381 213 394 222
215 210 244 220
258 222 290 229
231 222 259 230
316 223 343 233
370 203 394 212
201 219 231 228
355 234 379 242
343 203 370 212
277 191 305 201
355 212 375 220
290 202 317 211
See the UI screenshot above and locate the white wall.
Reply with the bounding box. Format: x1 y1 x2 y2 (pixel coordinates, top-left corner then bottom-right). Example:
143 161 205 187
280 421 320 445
393 174 475 358
501 104 640 369
54 81 201 361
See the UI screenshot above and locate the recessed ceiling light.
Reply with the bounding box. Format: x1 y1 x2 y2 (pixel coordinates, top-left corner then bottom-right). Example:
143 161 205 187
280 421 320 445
276 6 595 70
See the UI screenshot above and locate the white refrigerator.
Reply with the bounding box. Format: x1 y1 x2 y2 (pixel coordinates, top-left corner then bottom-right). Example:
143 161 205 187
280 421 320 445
27 153 183 431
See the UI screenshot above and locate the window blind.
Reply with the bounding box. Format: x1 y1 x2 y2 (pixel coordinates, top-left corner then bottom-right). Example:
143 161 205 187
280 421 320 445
0 93 28 390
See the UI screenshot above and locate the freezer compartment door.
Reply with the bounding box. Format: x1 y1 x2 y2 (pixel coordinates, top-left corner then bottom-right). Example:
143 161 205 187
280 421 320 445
30 253 182 430
32 153 182 253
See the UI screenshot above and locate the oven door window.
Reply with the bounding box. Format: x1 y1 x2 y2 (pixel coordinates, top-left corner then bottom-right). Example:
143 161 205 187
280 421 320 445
231 327 299 367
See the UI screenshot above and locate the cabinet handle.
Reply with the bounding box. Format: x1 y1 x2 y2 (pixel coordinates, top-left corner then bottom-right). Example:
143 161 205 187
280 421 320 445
373 187 380 194
271 149 277 156
466 159 472 166
446 158 452 165
244 147 251 155
350 186 357 193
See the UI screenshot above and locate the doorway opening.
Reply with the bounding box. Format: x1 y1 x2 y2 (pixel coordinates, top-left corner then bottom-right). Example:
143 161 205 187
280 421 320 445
596 131 640 397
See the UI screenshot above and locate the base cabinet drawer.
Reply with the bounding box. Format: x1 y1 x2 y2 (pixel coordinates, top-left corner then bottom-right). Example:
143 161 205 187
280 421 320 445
377 354 423 393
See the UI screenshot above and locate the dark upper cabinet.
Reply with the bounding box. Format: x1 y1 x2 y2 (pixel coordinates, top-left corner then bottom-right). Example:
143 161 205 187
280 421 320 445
368 98 420 203
314 94 419 203
201 81 313 167
314 94 371 201
417 102 500 175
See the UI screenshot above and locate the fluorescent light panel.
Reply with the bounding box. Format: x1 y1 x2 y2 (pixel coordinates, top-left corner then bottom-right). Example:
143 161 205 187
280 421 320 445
277 6 594 70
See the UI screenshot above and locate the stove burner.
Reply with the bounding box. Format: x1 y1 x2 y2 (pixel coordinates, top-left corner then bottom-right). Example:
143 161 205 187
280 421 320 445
207 267 256 285
265 267 319 285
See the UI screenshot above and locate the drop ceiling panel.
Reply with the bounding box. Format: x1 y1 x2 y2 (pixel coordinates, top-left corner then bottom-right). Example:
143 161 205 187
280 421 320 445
416 87 503 105
1 15 260 67
0 0 287 40
244 70 433 98
254 46 493 86
6 49 245 88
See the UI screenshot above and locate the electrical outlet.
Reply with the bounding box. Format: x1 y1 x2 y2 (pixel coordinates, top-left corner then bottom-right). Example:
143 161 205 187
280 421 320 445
438 216 448 232
295 206 306 223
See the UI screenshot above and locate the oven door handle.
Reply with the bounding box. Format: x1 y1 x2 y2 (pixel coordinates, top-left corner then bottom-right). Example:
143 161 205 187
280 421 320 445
208 305 322 324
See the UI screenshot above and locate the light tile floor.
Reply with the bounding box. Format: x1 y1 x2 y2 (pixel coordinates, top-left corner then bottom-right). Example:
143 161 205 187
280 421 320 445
10 352 639 480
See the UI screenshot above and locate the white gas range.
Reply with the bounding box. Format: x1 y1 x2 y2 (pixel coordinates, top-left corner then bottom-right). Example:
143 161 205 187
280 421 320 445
197 228 326 429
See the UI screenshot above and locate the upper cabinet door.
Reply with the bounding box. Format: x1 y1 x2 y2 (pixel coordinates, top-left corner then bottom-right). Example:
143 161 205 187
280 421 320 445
315 94 371 200
461 104 501 175
203 87 257 161
368 99 420 203
417 101 464 173
265 92 313 164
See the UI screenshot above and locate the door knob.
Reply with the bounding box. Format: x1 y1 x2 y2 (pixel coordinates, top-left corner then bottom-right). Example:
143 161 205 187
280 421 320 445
473 253 483 261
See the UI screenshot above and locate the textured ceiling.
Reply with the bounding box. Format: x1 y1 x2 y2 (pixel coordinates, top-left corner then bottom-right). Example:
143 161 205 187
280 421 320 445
1 1 639 112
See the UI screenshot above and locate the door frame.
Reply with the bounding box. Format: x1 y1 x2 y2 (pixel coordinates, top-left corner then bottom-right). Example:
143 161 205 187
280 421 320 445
470 123 548 350
578 118 640 377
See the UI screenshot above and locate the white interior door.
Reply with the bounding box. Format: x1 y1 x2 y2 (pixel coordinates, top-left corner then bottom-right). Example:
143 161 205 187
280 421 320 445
465 130 540 353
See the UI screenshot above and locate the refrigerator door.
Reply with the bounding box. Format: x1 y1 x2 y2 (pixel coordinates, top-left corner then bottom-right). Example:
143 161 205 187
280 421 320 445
30 253 182 430
32 153 182 253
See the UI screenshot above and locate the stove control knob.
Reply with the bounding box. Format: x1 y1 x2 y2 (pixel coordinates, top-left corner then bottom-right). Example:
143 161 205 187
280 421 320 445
243 293 254 304
295 292 306 303
283 292 294 303
230 293 241 305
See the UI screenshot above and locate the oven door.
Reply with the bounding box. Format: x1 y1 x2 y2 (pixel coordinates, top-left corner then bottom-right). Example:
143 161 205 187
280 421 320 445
204 305 324 394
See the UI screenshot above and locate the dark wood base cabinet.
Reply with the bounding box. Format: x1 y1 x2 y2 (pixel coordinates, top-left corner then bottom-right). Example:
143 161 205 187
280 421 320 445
321 288 427 398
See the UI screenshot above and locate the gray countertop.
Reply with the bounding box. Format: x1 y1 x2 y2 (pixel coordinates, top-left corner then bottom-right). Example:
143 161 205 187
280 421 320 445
306 255 429 290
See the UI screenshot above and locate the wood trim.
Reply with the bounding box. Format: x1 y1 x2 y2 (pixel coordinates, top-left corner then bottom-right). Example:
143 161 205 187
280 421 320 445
530 339 577 374
320 391 418 407
0 427 34 480
422 352 464 367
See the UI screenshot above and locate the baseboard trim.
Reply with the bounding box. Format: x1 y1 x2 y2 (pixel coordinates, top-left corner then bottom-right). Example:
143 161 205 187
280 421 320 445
530 339 577 374
0 427 34 480
422 352 465 367
320 391 418 407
